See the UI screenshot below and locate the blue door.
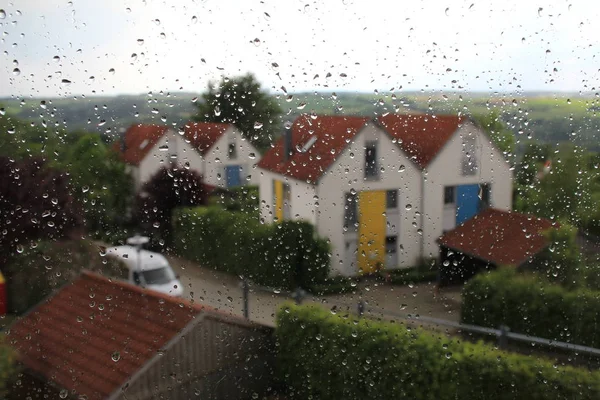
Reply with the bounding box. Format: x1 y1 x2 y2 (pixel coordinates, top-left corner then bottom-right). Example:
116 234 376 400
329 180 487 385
456 184 480 225
225 165 241 188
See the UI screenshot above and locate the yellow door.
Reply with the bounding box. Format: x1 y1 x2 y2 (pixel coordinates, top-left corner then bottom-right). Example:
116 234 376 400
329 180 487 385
358 191 386 274
274 180 284 221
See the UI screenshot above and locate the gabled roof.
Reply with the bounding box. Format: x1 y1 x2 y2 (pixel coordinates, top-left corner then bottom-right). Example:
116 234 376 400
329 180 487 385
8 272 203 399
257 113 468 183
377 113 467 168
257 115 370 183
438 208 555 266
183 122 232 155
116 124 169 166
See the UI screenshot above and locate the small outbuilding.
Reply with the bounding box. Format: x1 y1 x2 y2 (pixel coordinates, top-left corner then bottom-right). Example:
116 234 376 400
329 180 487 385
438 208 555 284
7 271 274 400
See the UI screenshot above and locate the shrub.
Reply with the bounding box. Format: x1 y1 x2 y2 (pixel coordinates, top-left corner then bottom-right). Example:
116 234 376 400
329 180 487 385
173 207 330 290
276 303 600 400
306 276 356 295
462 269 600 348
4 239 124 314
0 339 17 397
209 185 259 216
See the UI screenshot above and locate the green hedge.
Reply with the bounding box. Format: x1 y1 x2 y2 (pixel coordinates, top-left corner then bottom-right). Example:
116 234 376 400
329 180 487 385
462 269 600 348
380 266 438 285
173 207 330 290
276 303 600 400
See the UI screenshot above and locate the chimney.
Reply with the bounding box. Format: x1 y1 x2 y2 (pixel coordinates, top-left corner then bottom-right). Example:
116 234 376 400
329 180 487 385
283 120 293 161
119 127 127 152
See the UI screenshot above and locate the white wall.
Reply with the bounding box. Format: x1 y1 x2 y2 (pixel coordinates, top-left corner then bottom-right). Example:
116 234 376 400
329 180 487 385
174 133 205 177
258 168 317 225
203 127 261 188
423 120 513 257
137 131 175 187
317 123 423 276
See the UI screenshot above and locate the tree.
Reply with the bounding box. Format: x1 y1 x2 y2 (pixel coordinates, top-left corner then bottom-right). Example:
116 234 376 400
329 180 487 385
135 167 207 248
515 144 593 226
515 142 552 186
193 73 282 151
60 134 133 235
0 157 82 268
473 112 515 161
0 339 17 398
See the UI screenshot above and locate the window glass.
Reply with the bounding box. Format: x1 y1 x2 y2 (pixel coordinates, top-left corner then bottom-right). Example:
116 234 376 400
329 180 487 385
365 142 378 178
444 186 456 205
344 192 358 229
386 190 398 209
142 267 176 285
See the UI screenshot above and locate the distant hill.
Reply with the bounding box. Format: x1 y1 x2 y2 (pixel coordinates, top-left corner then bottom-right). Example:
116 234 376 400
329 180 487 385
1 91 598 151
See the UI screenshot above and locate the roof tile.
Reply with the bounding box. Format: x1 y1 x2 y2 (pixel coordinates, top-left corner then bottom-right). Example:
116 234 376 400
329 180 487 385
115 124 169 166
8 272 202 400
438 208 555 266
183 122 231 155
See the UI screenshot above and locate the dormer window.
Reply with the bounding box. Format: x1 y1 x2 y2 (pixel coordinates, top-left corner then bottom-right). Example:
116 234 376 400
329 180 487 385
300 136 318 153
139 139 150 149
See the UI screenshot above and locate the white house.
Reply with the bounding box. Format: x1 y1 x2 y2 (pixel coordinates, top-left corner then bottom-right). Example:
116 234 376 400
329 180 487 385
116 122 260 190
257 114 512 276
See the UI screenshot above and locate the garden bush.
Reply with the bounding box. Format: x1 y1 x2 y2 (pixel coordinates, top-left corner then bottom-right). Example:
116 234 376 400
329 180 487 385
276 303 600 400
380 266 438 285
462 269 600 348
173 207 330 290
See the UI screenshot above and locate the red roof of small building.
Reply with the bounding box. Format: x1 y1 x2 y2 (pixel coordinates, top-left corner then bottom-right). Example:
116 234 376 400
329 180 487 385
116 124 169 166
8 272 203 399
377 114 467 168
183 122 231 155
438 208 556 266
257 115 370 183
257 113 466 183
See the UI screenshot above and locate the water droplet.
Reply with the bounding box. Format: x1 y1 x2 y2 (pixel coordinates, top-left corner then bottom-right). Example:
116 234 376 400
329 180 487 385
253 121 263 129
214 106 221 116
12 68 20 76
248 153 256 160
131 53 137 61
0 10 5 19
40 101 47 109
53 55 60 62
159 32 166 39
137 38 144 45
191 15 198 24
111 351 121 362
109 68 115 74
405 204 412 210
61 79 72 85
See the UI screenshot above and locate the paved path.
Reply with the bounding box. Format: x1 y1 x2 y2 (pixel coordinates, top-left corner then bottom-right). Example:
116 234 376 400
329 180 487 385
167 254 462 328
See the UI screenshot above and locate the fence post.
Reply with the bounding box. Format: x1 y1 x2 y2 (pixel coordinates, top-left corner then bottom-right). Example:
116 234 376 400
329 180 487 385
242 279 249 319
292 288 306 305
498 324 509 349
358 300 365 317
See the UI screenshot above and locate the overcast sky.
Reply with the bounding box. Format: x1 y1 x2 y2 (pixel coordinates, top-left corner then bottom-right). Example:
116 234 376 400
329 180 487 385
1 0 598 98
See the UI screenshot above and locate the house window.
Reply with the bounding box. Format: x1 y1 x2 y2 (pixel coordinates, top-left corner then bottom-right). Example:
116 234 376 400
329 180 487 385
444 186 456 205
480 183 491 209
461 134 478 176
365 141 378 178
228 142 237 159
344 192 358 229
385 236 397 254
386 190 398 209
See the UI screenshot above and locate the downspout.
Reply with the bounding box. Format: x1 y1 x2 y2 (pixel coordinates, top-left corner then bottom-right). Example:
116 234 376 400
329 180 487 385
420 168 426 260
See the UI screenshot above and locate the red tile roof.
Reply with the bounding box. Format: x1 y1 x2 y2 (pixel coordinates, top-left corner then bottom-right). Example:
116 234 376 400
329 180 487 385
377 114 466 168
438 208 556 266
257 113 466 182
8 272 203 400
183 122 231 155
116 124 169 166
257 115 370 183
